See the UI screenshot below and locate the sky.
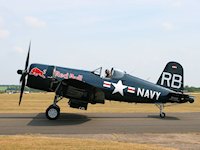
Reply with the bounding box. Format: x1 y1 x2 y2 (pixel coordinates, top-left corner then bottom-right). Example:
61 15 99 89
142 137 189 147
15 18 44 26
0 0 199 86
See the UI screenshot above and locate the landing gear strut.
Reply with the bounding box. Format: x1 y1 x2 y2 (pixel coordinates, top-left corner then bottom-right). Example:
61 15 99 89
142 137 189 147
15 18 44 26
46 95 62 120
156 103 166 118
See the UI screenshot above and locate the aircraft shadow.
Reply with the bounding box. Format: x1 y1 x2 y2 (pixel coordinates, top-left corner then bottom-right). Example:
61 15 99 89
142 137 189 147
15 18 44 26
28 113 91 126
0 113 180 123
88 115 180 120
147 115 180 120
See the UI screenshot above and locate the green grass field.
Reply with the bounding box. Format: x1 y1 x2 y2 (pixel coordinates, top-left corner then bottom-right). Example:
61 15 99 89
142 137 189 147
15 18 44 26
0 92 199 113
0 87 7 91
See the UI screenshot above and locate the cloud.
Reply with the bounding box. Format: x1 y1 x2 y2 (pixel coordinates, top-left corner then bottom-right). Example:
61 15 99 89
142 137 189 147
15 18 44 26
25 16 46 28
162 22 174 31
0 29 10 39
172 0 182 8
0 16 10 39
0 16 4 27
14 46 25 54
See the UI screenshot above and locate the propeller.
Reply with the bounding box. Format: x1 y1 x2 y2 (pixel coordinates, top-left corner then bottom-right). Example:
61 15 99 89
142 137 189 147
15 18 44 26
17 41 31 106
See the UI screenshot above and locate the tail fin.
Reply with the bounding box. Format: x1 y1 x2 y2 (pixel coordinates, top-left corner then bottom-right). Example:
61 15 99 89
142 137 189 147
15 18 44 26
157 61 184 92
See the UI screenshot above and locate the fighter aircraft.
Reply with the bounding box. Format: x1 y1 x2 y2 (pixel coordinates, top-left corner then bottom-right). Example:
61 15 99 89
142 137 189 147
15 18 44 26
17 43 195 120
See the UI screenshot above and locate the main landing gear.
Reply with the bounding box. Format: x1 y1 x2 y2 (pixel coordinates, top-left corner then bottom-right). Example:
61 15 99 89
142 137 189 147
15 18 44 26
46 95 62 120
156 103 166 118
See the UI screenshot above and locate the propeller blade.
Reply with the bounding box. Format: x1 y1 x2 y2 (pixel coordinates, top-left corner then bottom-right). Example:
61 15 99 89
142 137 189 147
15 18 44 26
19 77 26 106
20 73 25 83
25 41 31 70
18 41 31 106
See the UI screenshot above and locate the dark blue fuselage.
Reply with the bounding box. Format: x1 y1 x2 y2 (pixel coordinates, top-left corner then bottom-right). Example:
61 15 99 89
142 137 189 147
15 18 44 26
27 63 174 104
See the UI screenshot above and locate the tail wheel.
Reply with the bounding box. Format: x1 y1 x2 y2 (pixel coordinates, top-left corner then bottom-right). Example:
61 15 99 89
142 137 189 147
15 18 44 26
160 112 166 118
46 105 60 120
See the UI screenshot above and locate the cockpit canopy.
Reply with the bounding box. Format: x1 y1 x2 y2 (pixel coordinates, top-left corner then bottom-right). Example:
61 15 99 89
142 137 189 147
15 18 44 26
111 68 126 79
92 67 126 79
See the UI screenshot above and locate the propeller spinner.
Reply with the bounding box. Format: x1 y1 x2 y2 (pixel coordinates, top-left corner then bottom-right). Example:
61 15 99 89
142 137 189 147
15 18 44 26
17 42 31 106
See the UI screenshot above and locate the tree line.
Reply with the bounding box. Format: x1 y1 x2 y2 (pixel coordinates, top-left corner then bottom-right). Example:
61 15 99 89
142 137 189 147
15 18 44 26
0 85 41 93
0 85 200 93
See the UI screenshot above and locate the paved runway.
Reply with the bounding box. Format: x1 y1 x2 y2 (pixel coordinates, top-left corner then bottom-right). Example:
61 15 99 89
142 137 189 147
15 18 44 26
0 112 200 135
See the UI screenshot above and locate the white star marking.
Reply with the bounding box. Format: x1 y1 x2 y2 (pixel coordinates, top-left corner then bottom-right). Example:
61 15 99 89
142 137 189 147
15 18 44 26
112 80 127 96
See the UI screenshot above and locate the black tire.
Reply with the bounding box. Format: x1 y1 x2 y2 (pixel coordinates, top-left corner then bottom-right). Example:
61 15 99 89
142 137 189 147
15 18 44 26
160 112 166 118
46 105 60 120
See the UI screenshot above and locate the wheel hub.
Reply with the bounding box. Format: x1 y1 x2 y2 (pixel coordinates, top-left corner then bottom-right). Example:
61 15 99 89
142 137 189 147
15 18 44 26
48 108 58 119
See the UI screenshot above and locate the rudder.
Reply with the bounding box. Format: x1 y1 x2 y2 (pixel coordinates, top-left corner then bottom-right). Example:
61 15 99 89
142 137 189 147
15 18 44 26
157 61 184 92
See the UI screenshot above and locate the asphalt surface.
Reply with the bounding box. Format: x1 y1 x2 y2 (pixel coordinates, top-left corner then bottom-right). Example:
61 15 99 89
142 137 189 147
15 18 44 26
0 112 200 135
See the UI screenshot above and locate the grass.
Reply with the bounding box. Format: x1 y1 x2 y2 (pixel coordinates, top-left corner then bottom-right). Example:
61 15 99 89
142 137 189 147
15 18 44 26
0 92 199 113
0 87 7 91
0 135 176 150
